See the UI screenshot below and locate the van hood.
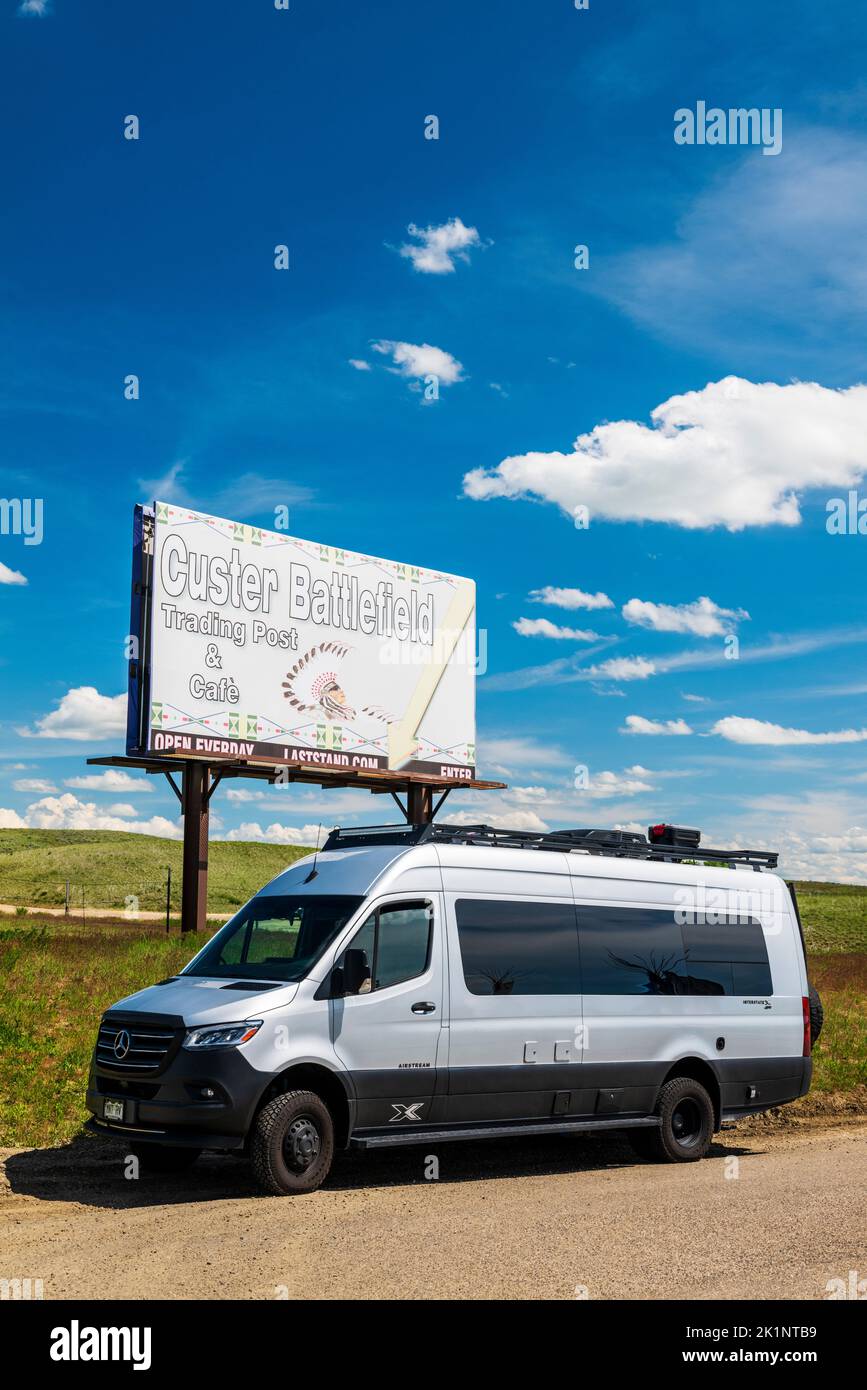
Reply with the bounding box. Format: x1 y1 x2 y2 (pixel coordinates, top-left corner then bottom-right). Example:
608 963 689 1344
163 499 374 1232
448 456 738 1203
107 976 299 1026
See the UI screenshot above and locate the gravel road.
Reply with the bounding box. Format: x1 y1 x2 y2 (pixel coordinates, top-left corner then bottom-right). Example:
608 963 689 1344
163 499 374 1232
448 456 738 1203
2 1120 864 1300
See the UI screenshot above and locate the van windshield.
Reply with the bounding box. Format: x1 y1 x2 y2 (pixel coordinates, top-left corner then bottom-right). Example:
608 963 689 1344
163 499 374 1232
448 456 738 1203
184 894 364 982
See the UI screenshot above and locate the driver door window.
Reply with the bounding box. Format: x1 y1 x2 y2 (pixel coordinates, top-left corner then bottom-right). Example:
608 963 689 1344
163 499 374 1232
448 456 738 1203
336 901 432 995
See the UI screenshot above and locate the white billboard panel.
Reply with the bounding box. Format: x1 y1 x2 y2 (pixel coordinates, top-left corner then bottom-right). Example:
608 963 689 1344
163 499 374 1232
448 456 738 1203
142 503 476 777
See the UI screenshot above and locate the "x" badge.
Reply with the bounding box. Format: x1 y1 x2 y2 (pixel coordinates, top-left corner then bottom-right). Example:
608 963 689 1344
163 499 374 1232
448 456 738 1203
389 1102 424 1123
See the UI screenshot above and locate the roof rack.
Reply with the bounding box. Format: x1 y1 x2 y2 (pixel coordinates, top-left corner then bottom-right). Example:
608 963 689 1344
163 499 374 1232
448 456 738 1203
321 821 779 871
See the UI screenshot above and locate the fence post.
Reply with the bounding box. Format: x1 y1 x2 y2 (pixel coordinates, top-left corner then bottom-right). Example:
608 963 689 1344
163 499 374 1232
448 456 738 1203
166 866 172 934
65 880 70 917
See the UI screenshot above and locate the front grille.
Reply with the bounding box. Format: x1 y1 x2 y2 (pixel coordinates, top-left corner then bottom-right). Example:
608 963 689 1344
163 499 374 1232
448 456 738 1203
96 1014 182 1074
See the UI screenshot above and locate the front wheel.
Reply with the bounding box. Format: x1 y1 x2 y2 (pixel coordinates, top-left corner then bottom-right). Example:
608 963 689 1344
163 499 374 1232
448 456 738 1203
628 1077 715 1163
250 1089 334 1195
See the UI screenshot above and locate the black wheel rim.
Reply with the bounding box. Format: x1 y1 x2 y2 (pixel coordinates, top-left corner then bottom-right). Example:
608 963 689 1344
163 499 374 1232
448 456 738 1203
671 1097 703 1149
283 1115 321 1173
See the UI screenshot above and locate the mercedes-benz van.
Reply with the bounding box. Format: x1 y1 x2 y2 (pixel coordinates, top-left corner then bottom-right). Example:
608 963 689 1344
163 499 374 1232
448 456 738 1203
86 822 821 1195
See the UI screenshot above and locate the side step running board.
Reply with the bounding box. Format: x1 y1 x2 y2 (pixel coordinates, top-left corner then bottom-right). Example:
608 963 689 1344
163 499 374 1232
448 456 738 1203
351 1115 661 1150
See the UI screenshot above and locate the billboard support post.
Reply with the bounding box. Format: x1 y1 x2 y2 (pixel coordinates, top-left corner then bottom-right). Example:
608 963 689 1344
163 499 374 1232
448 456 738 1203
181 761 211 935
407 783 433 825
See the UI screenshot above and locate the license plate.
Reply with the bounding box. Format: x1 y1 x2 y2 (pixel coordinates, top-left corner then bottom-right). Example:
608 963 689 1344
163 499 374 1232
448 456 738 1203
103 1099 125 1122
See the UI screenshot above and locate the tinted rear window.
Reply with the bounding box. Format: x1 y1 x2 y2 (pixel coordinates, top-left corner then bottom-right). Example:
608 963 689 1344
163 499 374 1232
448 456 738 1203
578 907 772 996
578 906 690 995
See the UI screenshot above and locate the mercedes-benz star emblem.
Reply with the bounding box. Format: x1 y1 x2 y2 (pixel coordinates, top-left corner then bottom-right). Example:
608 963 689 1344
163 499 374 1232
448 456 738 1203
113 1028 131 1060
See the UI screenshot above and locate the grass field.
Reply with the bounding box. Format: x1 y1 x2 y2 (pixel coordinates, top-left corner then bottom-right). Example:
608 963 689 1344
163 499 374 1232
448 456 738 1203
0 831 864 1149
0 828 309 915
795 882 867 954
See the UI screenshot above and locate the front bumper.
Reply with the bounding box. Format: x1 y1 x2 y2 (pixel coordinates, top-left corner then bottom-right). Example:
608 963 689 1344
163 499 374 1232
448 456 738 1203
86 1041 268 1152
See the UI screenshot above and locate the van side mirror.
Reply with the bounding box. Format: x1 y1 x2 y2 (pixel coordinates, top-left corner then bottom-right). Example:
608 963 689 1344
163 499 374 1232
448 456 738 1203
336 947 369 996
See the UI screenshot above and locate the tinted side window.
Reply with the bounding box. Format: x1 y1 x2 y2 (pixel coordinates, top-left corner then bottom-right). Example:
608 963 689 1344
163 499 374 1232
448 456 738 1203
733 961 773 995
577 908 773 996
335 901 431 994
577 906 689 995
682 919 772 996
681 919 768 963
375 903 432 989
455 898 580 995
336 912 375 993
682 960 732 996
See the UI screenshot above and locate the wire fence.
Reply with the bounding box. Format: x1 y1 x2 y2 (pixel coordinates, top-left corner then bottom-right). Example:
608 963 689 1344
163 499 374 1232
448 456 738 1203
2 871 177 931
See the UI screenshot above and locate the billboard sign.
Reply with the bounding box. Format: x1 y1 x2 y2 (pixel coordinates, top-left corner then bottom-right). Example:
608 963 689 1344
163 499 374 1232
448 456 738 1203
129 502 476 777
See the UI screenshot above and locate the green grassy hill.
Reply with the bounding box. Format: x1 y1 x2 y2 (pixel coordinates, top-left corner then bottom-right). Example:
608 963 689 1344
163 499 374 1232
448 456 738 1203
796 884 867 955
1 830 866 947
0 828 311 916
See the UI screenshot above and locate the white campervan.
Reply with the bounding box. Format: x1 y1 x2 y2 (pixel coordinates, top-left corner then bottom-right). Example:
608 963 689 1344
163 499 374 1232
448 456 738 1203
86 822 820 1194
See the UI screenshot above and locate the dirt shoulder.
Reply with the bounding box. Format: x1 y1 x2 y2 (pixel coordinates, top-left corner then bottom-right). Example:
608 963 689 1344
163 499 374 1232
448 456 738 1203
2 1119 864 1301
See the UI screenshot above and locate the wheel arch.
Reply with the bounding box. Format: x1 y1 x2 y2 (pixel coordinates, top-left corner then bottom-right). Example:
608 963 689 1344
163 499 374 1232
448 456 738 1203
253 1062 354 1148
659 1056 722 1131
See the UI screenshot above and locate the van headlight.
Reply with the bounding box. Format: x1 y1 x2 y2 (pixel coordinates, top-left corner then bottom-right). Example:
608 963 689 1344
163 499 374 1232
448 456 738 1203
182 1020 263 1050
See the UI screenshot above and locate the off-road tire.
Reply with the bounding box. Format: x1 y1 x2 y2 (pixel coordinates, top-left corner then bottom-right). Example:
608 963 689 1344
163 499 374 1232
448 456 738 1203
629 1077 715 1163
250 1089 334 1195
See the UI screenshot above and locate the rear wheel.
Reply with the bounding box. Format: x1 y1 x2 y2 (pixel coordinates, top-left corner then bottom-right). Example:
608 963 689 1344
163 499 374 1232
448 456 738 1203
809 985 824 1047
250 1089 334 1195
129 1142 201 1172
629 1077 715 1163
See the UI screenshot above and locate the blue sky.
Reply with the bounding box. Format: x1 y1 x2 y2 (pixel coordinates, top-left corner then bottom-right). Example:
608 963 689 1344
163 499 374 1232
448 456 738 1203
2 0 867 881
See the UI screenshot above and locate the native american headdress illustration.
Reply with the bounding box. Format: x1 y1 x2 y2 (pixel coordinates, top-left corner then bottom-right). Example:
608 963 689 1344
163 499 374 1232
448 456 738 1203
282 642 395 724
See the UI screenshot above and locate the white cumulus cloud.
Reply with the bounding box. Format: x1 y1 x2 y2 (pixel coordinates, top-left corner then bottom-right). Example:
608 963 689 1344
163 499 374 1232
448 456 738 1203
398 217 483 274
463 377 867 531
1 792 180 836
713 716 867 746
622 715 693 736
372 339 464 388
512 617 599 641
577 769 656 799
65 770 153 793
529 586 613 611
12 778 57 793
445 805 549 833
222 821 323 846
0 561 27 585
18 687 126 741
588 656 657 682
623 595 749 638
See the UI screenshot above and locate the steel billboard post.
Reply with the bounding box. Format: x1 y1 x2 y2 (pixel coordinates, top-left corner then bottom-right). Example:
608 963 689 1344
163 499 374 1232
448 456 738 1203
180 761 210 935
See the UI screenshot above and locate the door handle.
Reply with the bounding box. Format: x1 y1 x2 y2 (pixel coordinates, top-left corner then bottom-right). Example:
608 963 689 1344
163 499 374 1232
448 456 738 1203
411 1001 436 1014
